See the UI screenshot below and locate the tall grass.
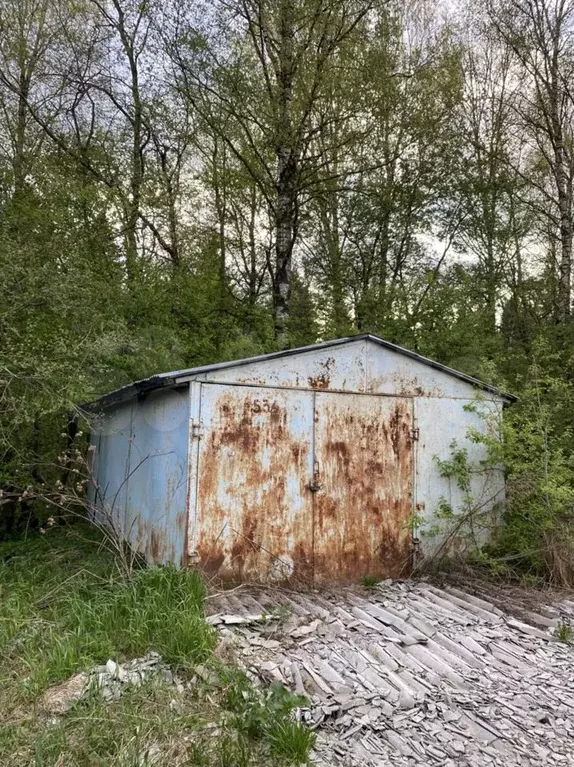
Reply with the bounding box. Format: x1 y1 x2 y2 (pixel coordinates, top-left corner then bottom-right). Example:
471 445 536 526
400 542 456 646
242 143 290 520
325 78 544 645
0 526 316 766
0 527 214 701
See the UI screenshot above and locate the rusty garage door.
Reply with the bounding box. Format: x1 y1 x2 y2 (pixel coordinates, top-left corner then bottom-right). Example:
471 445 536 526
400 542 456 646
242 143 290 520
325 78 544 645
312 393 414 582
190 383 315 582
189 383 413 583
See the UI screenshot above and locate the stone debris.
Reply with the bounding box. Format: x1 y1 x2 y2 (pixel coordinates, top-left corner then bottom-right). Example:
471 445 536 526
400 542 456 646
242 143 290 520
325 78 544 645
207 582 574 766
39 671 89 715
91 652 177 701
40 651 178 714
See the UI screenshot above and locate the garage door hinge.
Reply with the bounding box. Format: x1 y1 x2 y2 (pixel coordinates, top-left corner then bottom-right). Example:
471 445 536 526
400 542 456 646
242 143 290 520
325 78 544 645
191 420 204 439
410 427 420 441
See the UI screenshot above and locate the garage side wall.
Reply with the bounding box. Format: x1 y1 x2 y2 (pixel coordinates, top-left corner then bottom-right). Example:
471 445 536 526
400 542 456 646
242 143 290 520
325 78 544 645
88 402 133 527
125 388 190 565
414 397 505 558
89 387 190 565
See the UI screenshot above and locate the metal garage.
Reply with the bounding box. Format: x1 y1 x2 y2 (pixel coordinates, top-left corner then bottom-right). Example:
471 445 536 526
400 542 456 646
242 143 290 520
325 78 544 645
86 335 514 583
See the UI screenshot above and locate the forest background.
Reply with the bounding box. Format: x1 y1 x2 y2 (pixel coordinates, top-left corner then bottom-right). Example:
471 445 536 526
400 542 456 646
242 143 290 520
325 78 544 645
1 0 573 582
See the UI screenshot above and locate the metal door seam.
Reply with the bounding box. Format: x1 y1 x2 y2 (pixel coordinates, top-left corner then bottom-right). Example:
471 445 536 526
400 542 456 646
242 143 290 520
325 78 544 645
311 390 316 584
196 380 414 398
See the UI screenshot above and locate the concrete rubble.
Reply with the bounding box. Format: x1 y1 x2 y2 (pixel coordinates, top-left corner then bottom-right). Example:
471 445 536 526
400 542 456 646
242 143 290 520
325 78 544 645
40 651 181 714
206 580 574 766
90 652 182 701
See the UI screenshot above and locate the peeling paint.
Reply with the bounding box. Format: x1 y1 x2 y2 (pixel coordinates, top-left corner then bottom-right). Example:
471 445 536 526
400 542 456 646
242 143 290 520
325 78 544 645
191 385 414 584
194 385 314 583
89 337 509 582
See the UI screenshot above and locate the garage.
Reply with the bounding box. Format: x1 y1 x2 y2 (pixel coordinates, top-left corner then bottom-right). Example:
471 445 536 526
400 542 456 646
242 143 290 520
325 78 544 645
86 334 513 582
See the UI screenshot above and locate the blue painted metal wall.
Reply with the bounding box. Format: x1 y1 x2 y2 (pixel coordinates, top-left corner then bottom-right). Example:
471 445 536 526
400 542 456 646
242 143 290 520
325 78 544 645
126 387 190 565
89 403 133 525
89 387 190 565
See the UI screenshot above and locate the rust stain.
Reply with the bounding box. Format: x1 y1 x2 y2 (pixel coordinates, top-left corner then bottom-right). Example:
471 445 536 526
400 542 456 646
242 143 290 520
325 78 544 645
307 356 336 390
176 510 186 534
308 373 330 389
150 529 161 562
195 384 414 585
370 372 446 398
313 394 413 583
196 389 313 584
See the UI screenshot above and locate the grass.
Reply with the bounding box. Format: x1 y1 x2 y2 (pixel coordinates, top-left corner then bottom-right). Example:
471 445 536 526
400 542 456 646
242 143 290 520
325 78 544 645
0 525 316 766
268 720 317 762
361 574 381 590
554 621 574 644
1 528 214 702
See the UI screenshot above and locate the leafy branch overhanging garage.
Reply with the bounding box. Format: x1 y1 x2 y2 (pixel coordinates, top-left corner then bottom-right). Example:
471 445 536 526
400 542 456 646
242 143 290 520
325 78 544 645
85 334 515 583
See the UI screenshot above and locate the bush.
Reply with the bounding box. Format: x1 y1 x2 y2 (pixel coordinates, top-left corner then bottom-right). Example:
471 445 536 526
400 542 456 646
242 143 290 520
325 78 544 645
490 340 574 584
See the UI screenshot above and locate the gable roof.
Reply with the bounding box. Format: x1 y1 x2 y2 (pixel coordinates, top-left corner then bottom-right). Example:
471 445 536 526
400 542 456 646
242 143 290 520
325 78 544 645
82 334 516 411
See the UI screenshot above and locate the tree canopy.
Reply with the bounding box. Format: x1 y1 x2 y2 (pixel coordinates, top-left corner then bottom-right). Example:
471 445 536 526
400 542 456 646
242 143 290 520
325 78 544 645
1 0 573 580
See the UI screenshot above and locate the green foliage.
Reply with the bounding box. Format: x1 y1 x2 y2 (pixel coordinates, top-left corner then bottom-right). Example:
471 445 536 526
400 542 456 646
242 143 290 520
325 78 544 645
0 527 214 703
424 443 481 549
435 443 472 495
421 338 574 586
361 574 381 589
220 669 315 762
267 719 317 763
554 621 573 644
490 339 574 584
0 526 316 766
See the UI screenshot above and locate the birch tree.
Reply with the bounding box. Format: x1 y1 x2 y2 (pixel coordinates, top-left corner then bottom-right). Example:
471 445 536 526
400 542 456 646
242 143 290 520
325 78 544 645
170 0 373 343
487 0 574 320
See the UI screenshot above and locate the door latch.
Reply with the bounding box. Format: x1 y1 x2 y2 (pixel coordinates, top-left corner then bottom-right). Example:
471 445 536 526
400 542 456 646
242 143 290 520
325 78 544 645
308 461 321 492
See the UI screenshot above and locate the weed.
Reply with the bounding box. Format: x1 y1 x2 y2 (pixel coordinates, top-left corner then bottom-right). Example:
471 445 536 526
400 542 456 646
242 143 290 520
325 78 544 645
217 733 252 767
270 605 292 622
219 669 314 761
362 574 381 590
0 527 317 766
0 528 215 704
185 741 211 766
268 719 316 763
24 679 213 766
554 621 573 644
